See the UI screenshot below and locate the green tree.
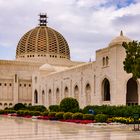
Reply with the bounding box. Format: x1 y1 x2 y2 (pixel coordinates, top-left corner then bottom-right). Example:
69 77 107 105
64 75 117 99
123 40 140 79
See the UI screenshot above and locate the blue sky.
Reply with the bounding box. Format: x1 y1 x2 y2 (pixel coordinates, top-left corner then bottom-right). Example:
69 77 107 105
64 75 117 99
0 0 140 61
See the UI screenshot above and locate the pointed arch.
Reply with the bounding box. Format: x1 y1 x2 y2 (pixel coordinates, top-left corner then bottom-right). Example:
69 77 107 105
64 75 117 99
126 78 138 105
102 78 110 101
74 85 79 101
48 89 52 105
34 90 38 104
56 88 60 104
103 57 105 66
85 83 91 105
42 90 45 105
64 86 68 98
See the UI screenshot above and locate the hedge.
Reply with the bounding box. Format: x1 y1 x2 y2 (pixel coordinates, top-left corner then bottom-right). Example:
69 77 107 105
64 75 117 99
55 112 64 120
83 114 94 120
82 105 140 117
49 105 60 112
72 113 83 120
63 112 73 120
95 114 108 122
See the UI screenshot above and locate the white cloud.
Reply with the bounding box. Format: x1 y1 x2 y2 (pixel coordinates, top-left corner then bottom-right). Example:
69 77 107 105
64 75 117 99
0 0 139 61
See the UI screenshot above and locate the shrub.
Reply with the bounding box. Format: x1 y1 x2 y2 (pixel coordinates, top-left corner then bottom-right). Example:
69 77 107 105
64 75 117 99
28 105 47 112
63 112 73 120
23 110 30 116
49 105 60 112
4 110 16 114
55 112 64 120
31 111 41 116
48 112 56 117
60 97 79 113
0 110 4 114
72 113 83 120
83 114 94 120
95 114 108 122
42 111 49 116
17 110 26 116
13 103 26 111
110 117 134 124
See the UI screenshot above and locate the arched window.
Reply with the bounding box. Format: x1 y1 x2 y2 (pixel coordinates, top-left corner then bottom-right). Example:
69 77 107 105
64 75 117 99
85 83 91 105
9 103 12 106
48 89 52 105
4 103 7 106
56 88 60 104
35 77 37 83
42 90 45 105
102 78 110 101
64 87 68 98
15 74 17 83
34 90 38 104
74 85 79 101
106 56 109 65
126 78 138 105
103 57 105 66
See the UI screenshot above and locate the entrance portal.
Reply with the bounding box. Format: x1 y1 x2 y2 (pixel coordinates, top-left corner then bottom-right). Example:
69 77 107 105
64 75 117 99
126 78 138 105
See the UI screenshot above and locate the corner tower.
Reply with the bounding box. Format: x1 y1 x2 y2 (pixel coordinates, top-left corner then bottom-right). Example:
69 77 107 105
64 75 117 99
16 13 70 62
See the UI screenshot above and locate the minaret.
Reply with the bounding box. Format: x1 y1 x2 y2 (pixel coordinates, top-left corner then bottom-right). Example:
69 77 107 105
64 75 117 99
39 13 48 26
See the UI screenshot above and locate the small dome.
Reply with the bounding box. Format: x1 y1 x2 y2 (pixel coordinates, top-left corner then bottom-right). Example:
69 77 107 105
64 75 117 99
109 31 131 47
39 63 55 72
16 14 70 60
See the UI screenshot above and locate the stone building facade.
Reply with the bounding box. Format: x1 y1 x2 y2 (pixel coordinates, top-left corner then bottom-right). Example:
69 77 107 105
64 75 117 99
0 14 138 109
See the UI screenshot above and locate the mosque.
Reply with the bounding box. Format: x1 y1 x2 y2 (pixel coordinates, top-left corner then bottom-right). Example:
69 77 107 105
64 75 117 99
0 14 138 109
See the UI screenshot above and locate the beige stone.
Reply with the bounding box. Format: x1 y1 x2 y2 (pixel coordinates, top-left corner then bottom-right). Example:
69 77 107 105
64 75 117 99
0 15 138 109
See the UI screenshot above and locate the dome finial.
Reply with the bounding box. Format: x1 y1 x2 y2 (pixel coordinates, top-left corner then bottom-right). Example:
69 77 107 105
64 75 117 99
120 30 123 36
39 13 48 26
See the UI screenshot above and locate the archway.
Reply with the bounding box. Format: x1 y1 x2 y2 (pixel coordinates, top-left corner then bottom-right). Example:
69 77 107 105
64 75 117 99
74 85 79 101
34 90 38 104
56 88 60 104
42 90 45 105
85 83 91 105
126 78 138 105
64 87 68 98
102 78 110 101
48 89 52 105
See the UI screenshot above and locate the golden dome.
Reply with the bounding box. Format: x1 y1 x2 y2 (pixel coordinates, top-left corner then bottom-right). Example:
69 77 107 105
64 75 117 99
109 31 131 47
16 26 70 60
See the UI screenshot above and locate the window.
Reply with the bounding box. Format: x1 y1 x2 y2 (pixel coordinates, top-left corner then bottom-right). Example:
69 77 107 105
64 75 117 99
74 85 79 101
15 74 17 83
56 88 60 104
103 57 105 66
85 83 91 105
35 77 37 83
106 56 109 65
102 56 109 67
64 87 69 98
34 90 38 104
102 78 110 101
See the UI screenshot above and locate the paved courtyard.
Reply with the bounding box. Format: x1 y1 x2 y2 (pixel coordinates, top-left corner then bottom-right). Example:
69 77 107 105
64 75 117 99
0 116 140 140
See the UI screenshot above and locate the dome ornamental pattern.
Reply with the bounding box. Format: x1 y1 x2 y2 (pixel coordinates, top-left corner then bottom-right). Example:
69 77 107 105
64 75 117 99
16 14 70 60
